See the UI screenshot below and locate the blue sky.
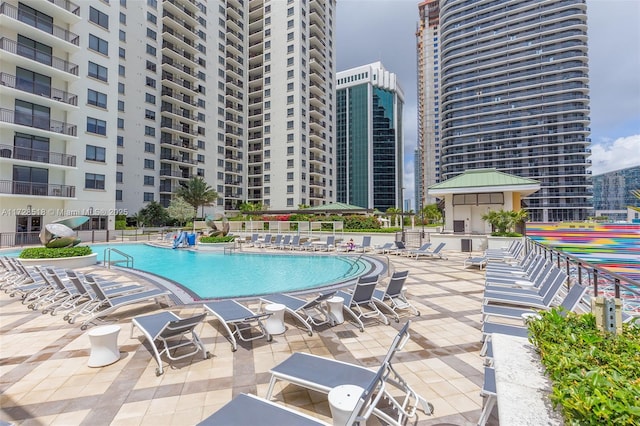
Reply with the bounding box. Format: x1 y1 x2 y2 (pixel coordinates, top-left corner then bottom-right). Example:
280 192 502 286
336 0 640 204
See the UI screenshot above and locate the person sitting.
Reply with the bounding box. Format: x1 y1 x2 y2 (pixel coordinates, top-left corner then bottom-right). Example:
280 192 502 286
347 238 355 252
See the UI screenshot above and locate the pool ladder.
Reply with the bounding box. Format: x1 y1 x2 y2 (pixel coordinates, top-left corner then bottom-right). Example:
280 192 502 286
103 248 134 269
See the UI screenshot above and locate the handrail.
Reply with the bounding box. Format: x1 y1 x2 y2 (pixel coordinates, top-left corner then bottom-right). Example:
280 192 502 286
525 238 640 314
103 248 134 269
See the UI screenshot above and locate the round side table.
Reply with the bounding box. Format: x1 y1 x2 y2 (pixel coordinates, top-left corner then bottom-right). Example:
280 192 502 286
328 384 364 425
327 296 344 325
264 303 286 335
87 325 121 367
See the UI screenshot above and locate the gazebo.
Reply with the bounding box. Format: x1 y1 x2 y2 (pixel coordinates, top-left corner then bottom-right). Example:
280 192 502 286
428 169 540 234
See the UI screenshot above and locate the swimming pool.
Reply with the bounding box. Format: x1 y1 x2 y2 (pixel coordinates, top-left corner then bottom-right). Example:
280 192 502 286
3 243 374 299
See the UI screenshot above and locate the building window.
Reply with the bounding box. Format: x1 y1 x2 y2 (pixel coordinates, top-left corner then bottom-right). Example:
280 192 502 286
146 28 156 40
145 93 155 104
119 12 126 24
118 82 125 94
88 62 108 81
287 146 294 155
143 175 154 185
116 172 123 183
117 118 124 129
86 117 106 135
146 77 156 88
86 145 106 162
143 192 154 202
117 136 124 146
146 44 156 56
87 89 107 108
116 153 123 164
287 198 294 206
89 34 108 55
147 12 156 24
146 60 156 72
144 126 155 136
118 65 125 76
144 159 154 169
287 185 294 193
85 173 105 190
115 189 122 201
144 142 155 153
119 47 125 58
89 7 109 29
118 100 124 111
145 109 155 120
287 159 294 168
119 30 126 41
287 172 294 181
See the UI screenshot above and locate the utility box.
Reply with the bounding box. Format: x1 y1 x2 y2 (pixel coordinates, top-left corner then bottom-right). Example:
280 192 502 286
461 239 472 253
592 296 622 334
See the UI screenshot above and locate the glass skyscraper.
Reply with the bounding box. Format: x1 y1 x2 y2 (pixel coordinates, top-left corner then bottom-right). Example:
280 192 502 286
438 0 593 222
336 62 404 211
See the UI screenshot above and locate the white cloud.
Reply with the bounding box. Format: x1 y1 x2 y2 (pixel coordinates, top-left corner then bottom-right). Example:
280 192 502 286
590 135 640 175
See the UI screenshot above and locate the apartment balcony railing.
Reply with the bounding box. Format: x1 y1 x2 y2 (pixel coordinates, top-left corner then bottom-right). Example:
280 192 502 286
0 2 79 45
0 72 77 106
46 0 80 15
0 108 76 136
160 136 197 151
160 170 192 179
0 38 78 75
0 144 76 167
0 180 75 197
160 153 197 165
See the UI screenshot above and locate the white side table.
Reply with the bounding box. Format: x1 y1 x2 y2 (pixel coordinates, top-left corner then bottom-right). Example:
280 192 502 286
87 325 121 367
327 296 344 325
328 384 364 425
264 303 286 335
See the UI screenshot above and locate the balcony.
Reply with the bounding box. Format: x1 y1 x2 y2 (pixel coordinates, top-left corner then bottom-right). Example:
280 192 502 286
0 3 79 46
0 144 76 167
160 153 197 165
0 180 75 197
0 72 77 106
160 169 192 179
160 136 197 151
0 37 78 76
0 108 76 136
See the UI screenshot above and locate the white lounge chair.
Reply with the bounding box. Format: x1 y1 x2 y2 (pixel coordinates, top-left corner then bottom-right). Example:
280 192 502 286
413 242 447 260
131 311 208 375
482 284 588 323
478 366 497 426
373 271 420 321
203 300 272 351
335 274 389 331
265 321 433 424
77 281 171 330
259 292 336 335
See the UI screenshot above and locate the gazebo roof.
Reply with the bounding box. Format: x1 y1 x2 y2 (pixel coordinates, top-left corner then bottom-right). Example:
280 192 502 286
429 168 540 196
304 202 368 211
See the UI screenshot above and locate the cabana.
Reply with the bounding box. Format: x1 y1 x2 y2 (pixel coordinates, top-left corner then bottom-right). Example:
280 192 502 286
428 169 540 235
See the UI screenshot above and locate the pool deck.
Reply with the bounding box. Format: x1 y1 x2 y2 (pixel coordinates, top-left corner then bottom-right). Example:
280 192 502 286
0 247 497 425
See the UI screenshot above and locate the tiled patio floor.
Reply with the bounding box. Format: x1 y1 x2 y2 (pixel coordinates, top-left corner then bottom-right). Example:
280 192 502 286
0 248 498 425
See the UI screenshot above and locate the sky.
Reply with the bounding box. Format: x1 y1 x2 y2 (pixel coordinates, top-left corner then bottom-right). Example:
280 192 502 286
335 0 640 205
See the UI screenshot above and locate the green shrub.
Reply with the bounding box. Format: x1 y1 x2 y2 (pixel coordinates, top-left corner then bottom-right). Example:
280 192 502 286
19 246 92 259
115 220 127 230
199 236 235 243
528 309 640 425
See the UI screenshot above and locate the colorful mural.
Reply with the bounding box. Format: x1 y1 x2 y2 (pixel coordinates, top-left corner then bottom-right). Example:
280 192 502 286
526 223 640 314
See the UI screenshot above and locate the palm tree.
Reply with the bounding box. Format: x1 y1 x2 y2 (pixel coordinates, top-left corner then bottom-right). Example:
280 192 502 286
482 209 528 235
421 203 443 225
386 207 401 227
175 177 218 219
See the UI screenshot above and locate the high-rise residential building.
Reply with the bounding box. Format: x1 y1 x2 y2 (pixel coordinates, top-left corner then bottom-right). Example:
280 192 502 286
437 0 593 222
118 0 336 213
0 0 336 239
416 0 440 210
336 62 404 211
0 0 119 240
592 166 640 221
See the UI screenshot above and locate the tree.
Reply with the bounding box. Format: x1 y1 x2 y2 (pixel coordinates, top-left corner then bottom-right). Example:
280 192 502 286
167 196 196 226
482 209 528 235
386 207 401 227
138 201 170 227
176 177 218 218
421 203 443 225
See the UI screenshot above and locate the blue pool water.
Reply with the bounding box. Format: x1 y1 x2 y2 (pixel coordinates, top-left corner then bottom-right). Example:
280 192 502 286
3 244 371 299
